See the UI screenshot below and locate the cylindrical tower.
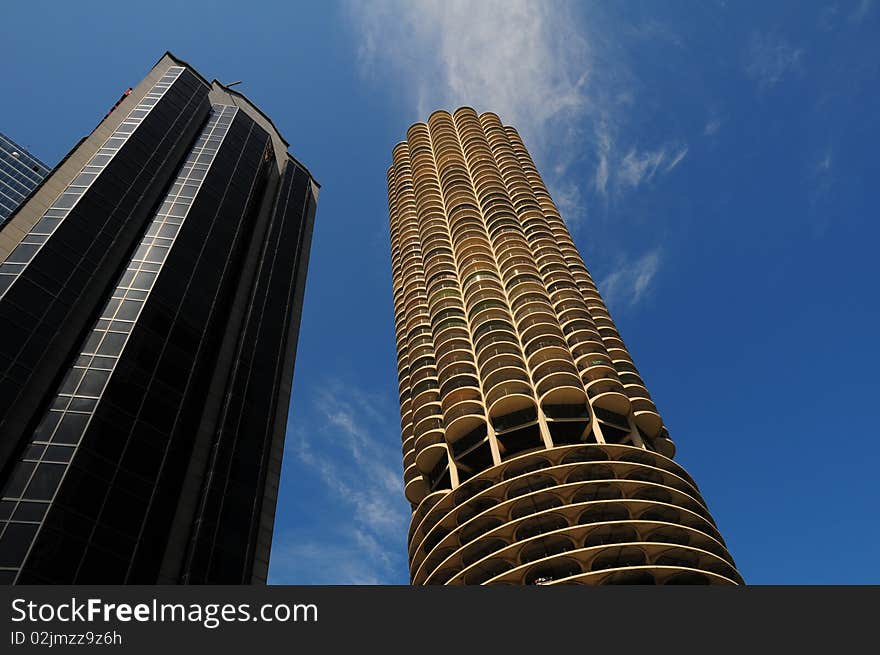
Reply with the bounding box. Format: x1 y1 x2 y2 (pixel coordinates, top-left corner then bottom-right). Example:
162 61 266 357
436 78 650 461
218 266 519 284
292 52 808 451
388 108 742 586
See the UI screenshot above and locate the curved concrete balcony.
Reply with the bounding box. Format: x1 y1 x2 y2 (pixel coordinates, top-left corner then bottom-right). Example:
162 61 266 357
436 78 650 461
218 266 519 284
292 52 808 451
456 251 495 278
423 502 738 584
558 307 594 329
409 377 440 409
516 310 559 338
485 382 535 418
413 418 444 454
497 254 538 278
580 357 618 382
411 400 442 429
463 284 506 310
442 400 485 444
468 305 512 329
416 441 449 476
605 345 631 362
427 294 463 316
479 551 740 586
432 321 469 351
534 369 582 400
476 341 522 370
435 336 472 365
447 211 483 234
436 350 477 380
463 282 506 310
648 431 676 459
400 416 414 441
522 334 568 361
404 477 428 505
548 288 584 309
414 472 734 583
525 342 571 370
408 361 437 387
512 297 555 324
494 244 532 268
629 396 663 438
567 335 606 359
539 385 589 410
407 443 719 565
403 461 421 485
504 275 545 299
479 353 528 383
585 378 631 415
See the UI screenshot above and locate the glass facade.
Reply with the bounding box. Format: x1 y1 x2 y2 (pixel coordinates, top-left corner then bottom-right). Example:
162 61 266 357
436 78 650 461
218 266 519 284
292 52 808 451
0 105 238 582
0 54 318 585
0 132 50 227
0 68 185 297
182 162 317 583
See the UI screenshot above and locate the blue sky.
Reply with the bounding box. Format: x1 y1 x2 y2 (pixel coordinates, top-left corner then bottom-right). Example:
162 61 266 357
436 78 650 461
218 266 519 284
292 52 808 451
2 1 878 584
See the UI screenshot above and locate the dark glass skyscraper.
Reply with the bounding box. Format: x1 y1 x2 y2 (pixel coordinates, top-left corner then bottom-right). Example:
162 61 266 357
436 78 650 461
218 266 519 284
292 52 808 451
0 53 318 584
0 132 50 227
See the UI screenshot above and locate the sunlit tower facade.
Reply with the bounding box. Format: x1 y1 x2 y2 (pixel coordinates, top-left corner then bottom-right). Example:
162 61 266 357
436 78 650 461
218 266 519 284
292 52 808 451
387 108 742 585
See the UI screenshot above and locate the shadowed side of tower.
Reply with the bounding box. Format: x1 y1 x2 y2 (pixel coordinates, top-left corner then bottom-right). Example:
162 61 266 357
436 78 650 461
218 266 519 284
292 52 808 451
387 107 742 586
0 53 318 584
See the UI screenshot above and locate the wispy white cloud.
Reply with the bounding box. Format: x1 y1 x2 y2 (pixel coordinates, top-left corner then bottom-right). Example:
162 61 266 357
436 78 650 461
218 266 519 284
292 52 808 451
819 1 873 29
664 146 689 173
594 122 612 195
270 531 388 585
850 0 874 22
618 145 687 188
351 0 590 154
599 249 662 308
745 33 804 88
626 19 685 48
704 118 722 136
619 149 666 188
806 145 836 237
271 381 410 584
548 180 584 223
348 0 689 225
